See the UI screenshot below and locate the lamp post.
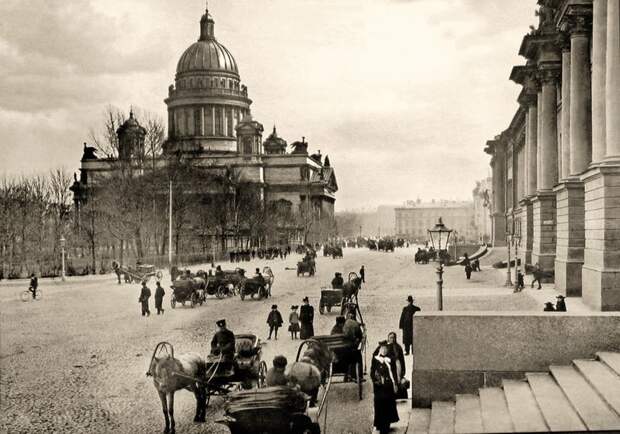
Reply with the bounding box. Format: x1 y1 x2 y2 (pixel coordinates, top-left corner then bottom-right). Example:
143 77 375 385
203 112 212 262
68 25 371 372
505 214 513 287
60 235 66 282
428 218 452 310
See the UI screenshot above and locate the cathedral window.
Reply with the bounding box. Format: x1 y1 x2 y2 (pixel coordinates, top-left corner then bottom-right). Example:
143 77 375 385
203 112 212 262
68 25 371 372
215 107 223 135
184 109 190 135
204 106 213 135
226 108 233 137
194 109 201 135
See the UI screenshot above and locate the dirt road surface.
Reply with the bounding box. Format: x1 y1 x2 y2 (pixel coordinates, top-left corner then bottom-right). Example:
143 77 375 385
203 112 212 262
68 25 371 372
1 247 538 434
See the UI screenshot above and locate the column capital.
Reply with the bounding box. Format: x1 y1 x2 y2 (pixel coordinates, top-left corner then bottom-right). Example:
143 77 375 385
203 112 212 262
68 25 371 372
538 62 562 84
558 2 593 35
564 15 593 38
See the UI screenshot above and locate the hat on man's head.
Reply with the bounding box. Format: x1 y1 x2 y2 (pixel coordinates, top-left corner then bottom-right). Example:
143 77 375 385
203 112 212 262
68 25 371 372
256 268 260 273
378 340 389 347
556 295 565 299
407 295 414 303
302 296 309 302
273 355 287 368
271 304 278 309
216 319 226 327
291 305 298 309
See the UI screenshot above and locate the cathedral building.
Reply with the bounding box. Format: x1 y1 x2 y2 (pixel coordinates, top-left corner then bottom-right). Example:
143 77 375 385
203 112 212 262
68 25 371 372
71 7 337 252
486 0 619 311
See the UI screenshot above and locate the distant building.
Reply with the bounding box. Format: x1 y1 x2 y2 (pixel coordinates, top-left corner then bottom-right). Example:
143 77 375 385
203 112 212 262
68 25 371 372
395 200 476 242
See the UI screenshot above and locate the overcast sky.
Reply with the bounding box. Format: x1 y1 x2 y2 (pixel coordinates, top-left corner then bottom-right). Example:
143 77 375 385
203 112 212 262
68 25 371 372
0 0 537 211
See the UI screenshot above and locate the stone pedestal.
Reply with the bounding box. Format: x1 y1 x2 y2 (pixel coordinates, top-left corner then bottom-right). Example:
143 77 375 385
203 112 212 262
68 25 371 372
519 198 533 267
553 180 585 296
492 212 507 247
581 164 620 311
531 192 556 281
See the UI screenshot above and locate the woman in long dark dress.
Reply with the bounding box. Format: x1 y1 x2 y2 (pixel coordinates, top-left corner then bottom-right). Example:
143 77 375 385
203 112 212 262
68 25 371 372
387 331 408 399
299 297 314 339
371 340 399 434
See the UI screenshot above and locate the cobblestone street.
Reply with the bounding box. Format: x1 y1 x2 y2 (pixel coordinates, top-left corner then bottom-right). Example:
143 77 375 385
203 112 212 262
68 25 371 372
1 247 541 434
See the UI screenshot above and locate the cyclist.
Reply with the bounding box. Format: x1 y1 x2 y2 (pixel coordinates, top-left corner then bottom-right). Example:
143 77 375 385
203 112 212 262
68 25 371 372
29 273 38 299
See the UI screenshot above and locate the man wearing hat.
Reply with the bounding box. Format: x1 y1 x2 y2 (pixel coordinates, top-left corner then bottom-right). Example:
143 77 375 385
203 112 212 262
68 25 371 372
266 355 289 387
555 295 567 312
330 316 346 335
299 297 315 339
267 305 283 340
543 302 556 312
399 295 421 356
210 319 236 367
331 272 344 289
138 281 151 316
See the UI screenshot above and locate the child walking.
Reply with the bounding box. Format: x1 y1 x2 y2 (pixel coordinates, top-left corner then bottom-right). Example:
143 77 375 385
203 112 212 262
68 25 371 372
267 304 283 340
288 305 300 339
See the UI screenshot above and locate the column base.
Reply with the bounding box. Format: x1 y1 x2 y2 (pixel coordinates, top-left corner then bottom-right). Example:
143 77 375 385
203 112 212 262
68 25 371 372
553 180 585 296
581 163 620 311
491 212 506 247
531 191 556 282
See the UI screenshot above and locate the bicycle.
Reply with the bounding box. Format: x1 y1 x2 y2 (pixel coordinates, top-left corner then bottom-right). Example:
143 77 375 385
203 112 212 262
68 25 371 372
20 288 42 302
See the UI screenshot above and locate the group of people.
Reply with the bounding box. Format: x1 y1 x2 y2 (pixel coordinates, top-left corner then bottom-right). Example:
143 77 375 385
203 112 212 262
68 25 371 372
138 281 166 316
514 263 545 292
462 253 481 280
229 246 292 263
544 295 567 312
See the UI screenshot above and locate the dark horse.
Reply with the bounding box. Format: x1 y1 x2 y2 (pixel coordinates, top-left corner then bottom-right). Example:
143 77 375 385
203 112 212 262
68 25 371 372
147 343 209 434
340 276 363 314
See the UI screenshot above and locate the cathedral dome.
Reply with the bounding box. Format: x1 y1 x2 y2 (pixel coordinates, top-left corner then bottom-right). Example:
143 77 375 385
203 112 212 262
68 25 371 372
176 9 239 77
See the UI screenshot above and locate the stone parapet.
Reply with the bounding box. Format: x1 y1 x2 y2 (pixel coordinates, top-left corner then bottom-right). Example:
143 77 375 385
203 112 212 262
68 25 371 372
581 163 620 311
554 180 586 296
531 191 557 280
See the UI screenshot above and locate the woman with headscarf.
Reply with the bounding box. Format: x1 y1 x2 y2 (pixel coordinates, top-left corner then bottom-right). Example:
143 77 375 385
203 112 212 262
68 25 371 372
371 340 399 434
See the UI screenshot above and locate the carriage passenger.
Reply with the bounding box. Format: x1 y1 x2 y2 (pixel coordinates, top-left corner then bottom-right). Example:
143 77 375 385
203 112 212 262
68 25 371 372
215 265 224 278
343 311 363 348
330 316 346 335
331 272 344 289
265 355 289 387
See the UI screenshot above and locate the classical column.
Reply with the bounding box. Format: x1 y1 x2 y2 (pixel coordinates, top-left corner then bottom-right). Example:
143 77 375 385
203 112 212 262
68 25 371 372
200 107 205 136
592 0 607 163
489 140 507 247
561 40 571 180
537 88 544 188
527 97 539 196
569 17 593 175
607 0 620 157
539 68 560 189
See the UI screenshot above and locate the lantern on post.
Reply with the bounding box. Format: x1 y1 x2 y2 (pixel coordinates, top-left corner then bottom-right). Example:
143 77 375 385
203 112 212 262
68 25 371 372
427 217 453 263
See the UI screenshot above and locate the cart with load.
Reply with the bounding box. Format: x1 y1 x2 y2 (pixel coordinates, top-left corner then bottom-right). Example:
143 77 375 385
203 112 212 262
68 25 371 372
297 259 316 277
239 267 274 300
319 272 360 314
169 280 201 308
119 263 163 283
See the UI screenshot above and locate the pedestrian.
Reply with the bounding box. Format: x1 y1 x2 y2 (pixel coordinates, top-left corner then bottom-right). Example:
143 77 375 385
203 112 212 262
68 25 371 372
267 304 283 340
399 295 421 356
28 273 38 300
359 265 365 283
154 281 165 315
266 355 289 387
555 295 567 312
465 262 473 280
288 305 300 339
531 263 543 289
330 316 346 335
371 340 399 434
543 302 556 312
387 331 408 399
515 269 525 292
112 261 122 284
299 297 315 339
138 281 151 316
473 258 481 272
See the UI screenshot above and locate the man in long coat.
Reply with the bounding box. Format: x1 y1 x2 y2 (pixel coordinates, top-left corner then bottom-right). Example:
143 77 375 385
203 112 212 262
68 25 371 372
398 295 420 355
138 281 151 316
210 319 236 366
299 297 314 339
154 281 165 315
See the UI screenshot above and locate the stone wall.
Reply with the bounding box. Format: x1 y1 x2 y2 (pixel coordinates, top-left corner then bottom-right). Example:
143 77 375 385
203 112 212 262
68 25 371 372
412 312 620 407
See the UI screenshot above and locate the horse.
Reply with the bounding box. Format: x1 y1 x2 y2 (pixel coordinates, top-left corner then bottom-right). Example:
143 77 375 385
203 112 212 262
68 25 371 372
147 343 209 433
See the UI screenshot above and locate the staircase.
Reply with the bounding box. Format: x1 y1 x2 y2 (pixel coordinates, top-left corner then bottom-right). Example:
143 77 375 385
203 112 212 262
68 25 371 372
407 351 620 433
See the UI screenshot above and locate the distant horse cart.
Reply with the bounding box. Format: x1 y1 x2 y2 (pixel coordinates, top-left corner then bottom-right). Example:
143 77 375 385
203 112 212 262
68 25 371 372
116 263 163 283
319 272 362 314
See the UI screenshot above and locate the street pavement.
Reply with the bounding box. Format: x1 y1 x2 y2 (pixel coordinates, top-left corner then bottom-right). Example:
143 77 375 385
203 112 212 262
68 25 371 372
0 247 541 434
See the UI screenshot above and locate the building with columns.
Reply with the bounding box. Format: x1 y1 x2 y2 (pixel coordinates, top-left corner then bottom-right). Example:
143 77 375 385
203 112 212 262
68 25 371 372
486 0 619 311
71 7 337 251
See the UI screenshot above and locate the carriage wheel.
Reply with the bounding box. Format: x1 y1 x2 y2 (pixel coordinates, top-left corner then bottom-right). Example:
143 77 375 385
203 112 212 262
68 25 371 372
348 272 358 283
216 285 226 299
257 361 268 388
256 287 264 300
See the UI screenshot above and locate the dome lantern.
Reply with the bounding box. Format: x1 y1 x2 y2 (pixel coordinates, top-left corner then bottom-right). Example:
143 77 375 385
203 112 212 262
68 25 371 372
199 5 215 41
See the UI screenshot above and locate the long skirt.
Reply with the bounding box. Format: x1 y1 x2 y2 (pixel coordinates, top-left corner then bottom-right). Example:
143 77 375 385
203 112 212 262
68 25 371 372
373 383 399 432
300 321 314 340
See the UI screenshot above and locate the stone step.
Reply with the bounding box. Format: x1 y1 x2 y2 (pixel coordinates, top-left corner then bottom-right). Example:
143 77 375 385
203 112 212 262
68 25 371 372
478 387 514 433
502 379 549 432
550 365 620 431
525 372 586 432
573 359 620 416
597 351 620 376
454 394 483 434
407 408 431 434
429 401 455 434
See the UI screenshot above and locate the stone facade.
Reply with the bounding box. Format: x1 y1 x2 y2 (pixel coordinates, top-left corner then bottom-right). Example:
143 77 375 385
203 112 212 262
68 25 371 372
486 0 620 310
395 201 476 242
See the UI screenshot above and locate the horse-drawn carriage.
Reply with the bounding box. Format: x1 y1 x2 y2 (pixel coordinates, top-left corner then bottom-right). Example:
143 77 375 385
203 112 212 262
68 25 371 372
378 239 395 252
297 259 316 277
117 263 163 283
319 272 362 314
170 280 202 308
239 267 274 300
323 245 343 259
147 335 269 432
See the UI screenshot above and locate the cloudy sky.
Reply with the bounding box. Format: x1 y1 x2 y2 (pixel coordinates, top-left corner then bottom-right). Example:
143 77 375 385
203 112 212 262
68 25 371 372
0 0 537 211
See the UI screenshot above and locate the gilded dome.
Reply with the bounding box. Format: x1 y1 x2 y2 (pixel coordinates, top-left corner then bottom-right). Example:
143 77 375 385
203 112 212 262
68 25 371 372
176 9 239 77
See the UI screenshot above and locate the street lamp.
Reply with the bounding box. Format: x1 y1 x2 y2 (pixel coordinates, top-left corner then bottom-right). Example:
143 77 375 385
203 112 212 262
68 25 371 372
60 235 66 282
428 217 453 263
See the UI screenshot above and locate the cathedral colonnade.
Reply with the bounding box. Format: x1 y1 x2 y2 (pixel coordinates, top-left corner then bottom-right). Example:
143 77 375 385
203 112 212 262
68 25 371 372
486 0 620 311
